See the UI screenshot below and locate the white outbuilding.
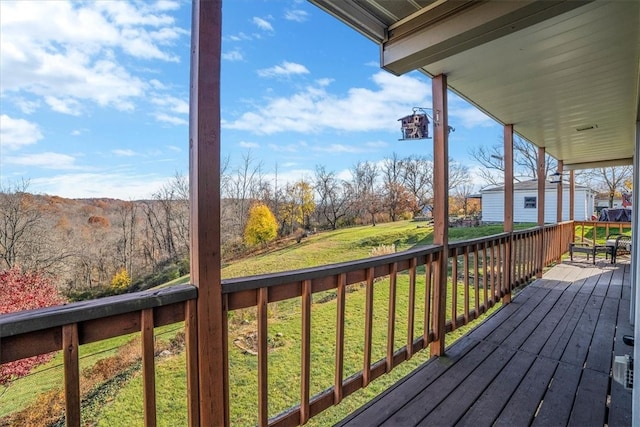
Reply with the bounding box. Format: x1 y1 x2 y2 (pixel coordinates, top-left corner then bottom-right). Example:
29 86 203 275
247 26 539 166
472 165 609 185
481 179 596 223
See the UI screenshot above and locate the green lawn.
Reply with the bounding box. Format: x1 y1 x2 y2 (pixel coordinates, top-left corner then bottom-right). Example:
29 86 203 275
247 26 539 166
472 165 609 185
1 220 516 425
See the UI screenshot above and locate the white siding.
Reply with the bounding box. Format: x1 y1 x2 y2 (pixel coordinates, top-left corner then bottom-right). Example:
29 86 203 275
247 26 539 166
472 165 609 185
482 187 595 223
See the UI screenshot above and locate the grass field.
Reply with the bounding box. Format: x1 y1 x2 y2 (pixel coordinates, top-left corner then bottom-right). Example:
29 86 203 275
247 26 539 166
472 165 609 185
2 220 520 425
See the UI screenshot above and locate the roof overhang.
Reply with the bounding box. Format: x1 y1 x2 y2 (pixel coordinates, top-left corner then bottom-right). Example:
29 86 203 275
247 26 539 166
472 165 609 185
309 0 640 170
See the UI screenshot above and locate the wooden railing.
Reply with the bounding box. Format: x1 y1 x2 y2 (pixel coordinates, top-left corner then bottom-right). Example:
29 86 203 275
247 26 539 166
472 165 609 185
1 225 571 426
573 220 632 244
222 227 547 426
0 285 198 426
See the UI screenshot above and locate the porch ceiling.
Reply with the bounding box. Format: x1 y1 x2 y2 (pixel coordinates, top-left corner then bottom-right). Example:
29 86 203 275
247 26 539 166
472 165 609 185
309 0 640 170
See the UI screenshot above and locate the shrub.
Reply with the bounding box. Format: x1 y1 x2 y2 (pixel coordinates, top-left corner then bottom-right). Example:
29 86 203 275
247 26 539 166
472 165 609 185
0 267 66 385
110 267 131 291
244 203 278 246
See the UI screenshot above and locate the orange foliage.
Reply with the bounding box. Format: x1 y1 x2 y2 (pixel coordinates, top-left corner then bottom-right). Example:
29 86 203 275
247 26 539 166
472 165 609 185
88 215 110 227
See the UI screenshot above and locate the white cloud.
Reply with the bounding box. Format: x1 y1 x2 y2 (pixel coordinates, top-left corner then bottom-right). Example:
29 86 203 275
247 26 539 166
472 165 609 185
224 71 431 134
222 49 244 62
267 143 301 153
113 149 136 157
0 115 43 150
239 141 260 148
450 106 495 128
14 98 41 114
0 1 187 115
45 96 82 116
4 152 78 169
29 171 170 199
285 10 308 22
252 17 274 32
257 61 310 78
151 95 188 114
154 113 188 126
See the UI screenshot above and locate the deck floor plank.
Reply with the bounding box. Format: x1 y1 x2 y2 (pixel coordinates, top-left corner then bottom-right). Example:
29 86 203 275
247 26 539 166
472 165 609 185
379 341 498 426
418 345 516 425
455 350 537 427
568 368 610 426
531 361 582 427
519 290 578 355
560 294 604 367
336 261 632 427
492 356 558 427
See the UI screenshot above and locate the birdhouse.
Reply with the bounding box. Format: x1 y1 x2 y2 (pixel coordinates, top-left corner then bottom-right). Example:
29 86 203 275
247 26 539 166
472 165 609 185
399 112 429 140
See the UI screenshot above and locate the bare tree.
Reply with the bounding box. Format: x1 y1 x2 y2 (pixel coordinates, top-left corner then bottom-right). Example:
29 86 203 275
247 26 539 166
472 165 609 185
0 180 70 271
314 166 349 230
351 162 381 225
469 136 557 185
114 201 138 277
226 151 264 239
402 155 433 216
583 166 633 208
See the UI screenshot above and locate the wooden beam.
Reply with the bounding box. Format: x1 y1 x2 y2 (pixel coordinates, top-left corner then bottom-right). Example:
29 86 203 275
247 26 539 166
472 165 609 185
189 1 227 425
429 74 449 356
537 146 546 278
382 1 592 75
503 125 514 303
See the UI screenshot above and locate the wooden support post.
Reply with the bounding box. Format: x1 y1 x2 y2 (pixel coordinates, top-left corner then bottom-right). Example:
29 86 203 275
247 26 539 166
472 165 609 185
569 170 576 247
429 74 449 357
537 146 546 277
556 160 564 263
556 160 563 223
569 170 575 221
503 125 514 303
189 1 228 425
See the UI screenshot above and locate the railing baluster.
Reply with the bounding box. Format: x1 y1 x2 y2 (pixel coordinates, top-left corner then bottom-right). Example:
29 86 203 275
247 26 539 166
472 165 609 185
483 243 488 308
185 299 200 427
407 258 417 359
424 254 433 345
489 242 496 303
142 308 156 427
473 245 480 318
463 248 469 324
258 287 269 427
497 239 503 298
451 248 458 329
301 279 312 424
363 267 374 387
63 323 81 427
386 262 397 372
334 273 346 404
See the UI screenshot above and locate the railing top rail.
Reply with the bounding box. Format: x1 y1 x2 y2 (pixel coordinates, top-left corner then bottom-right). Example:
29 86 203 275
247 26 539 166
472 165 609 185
0 284 197 338
448 232 510 249
222 244 441 294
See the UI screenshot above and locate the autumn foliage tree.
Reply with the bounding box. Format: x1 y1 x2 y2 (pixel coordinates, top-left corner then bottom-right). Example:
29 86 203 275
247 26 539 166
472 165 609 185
244 203 278 247
0 267 66 386
110 267 132 291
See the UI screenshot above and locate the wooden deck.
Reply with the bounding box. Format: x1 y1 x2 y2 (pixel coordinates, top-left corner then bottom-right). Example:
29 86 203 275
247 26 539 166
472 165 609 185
338 260 633 427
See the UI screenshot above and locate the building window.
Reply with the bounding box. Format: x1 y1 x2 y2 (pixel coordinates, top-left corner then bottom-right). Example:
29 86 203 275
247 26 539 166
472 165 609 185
524 197 536 209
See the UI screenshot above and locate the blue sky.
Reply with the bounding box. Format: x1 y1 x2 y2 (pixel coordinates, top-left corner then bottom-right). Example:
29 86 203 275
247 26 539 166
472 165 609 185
0 0 502 200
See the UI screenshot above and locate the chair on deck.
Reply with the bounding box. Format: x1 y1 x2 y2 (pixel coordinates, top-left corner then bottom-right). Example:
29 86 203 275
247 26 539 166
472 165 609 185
606 233 632 263
569 241 611 264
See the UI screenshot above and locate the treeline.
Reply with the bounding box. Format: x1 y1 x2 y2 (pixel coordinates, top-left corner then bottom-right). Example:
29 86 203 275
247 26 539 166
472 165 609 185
0 153 478 294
